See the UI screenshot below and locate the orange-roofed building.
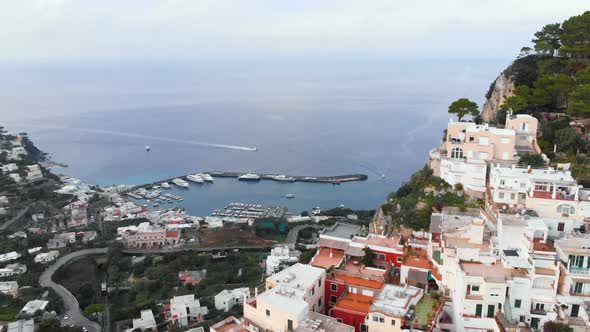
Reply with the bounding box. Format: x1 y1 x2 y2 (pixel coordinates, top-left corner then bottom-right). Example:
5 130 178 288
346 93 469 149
325 270 385 332
330 293 373 332
400 248 442 290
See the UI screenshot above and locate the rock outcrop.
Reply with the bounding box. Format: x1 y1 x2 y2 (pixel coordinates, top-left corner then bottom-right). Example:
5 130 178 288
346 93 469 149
481 73 515 122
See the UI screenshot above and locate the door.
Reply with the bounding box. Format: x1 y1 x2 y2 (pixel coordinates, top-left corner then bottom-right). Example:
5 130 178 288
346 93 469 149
531 317 540 329
572 304 580 317
288 319 293 331
574 282 583 294
475 304 483 317
487 304 495 318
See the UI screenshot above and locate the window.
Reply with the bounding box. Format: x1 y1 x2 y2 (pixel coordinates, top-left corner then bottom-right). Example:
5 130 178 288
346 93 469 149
451 148 464 159
318 278 321 287
392 319 396 326
469 136 475 142
266 309 271 317
514 299 522 308
499 192 505 199
331 283 338 292
471 285 480 292
378 253 386 260
318 298 322 306
558 222 565 232
330 295 337 304
288 319 293 332
360 324 368 332
500 179 506 185
336 318 343 323
557 204 575 215
519 135 527 141
397 257 402 263
519 315 526 323
311 286 315 295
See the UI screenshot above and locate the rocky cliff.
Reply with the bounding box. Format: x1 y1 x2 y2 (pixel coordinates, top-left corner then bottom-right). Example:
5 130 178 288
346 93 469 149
481 73 514 122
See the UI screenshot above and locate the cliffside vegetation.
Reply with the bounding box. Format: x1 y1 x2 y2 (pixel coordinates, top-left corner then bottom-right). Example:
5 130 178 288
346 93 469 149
381 166 482 231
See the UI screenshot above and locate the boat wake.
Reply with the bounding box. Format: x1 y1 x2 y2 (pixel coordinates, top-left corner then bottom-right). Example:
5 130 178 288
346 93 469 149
24 125 258 151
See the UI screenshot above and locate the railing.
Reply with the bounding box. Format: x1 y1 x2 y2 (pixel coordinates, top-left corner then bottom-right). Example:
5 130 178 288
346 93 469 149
531 308 547 315
569 267 590 276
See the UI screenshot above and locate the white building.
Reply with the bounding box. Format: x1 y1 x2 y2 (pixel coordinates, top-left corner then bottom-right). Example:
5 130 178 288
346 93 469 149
0 281 18 297
125 309 157 332
0 251 21 263
25 165 43 182
169 294 208 327
366 284 423 332
266 245 300 275
20 300 48 316
7 319 34 332
0 263 27 277
1 163 18 173
9 173 21 183
34 251 59 264
215 287 250 312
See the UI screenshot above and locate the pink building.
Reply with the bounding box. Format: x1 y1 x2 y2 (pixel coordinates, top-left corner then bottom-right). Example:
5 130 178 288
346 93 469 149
122 222 181 248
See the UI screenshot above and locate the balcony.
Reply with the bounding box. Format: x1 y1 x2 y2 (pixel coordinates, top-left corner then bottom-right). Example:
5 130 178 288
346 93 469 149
531 308 548 315
569 267 590 276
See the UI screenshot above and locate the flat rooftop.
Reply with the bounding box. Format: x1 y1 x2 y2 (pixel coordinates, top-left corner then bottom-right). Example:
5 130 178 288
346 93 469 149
333 271 385 289
310 247 345 270
321 222 363 240
460 261 526 282
296 311 355 332
334 293 373 313
267 263 324 292
210 316 245 332
371 285 422 318
555 236 590 254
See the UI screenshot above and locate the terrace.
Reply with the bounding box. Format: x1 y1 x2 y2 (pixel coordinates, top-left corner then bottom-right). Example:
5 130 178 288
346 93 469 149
310 247 345 269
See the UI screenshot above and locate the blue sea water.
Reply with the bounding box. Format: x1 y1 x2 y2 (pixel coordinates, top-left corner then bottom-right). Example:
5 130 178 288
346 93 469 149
2 57 509 215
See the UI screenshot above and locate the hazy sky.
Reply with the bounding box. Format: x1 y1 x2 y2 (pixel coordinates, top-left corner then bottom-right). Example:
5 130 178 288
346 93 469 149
1 0 589 63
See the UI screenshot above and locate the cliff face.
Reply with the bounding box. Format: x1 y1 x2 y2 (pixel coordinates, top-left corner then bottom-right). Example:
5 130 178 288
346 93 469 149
481 73 514 122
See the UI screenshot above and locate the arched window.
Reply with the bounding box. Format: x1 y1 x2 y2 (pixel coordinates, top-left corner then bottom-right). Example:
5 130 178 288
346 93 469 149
557 204 575 215
451 148 464 159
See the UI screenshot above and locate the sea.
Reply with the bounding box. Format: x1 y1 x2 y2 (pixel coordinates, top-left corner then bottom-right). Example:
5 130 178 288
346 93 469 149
0 57 509 216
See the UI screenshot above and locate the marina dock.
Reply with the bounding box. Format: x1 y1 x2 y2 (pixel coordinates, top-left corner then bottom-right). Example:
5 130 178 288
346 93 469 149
208 171 368 184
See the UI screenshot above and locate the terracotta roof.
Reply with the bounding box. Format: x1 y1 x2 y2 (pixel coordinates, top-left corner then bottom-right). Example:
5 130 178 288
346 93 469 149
334 293 373 313
310 247 345 269
318 238 350 250
166 230 180 238
532 238 556 252
333 272 384 289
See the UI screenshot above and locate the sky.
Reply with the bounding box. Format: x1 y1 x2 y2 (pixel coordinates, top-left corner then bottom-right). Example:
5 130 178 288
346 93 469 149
1 0 589 63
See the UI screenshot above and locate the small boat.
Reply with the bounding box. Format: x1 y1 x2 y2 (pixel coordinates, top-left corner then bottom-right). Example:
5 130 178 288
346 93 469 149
187 174 204 183
273 175 295 182
161 182 171 189
238 173 261 181
172 178 189 188
200 173 214 182
285 194 295 199
145 145 151 151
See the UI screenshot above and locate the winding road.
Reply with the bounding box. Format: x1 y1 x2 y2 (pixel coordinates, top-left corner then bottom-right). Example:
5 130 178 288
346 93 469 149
40 248 108 332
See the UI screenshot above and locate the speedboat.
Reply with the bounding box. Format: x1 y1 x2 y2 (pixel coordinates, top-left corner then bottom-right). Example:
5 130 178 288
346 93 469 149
145 145 151 151
285 193 295 199
187 174 204 183
172 178 189 188
200 173 214 182
238 173 261 181
161 182 171 189
273 174 295 182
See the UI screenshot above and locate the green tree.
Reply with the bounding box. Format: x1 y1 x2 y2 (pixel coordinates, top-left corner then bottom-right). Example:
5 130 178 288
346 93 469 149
534 74 576 109
576 67 590 84
518 153 546 167
500 94 529 113
532 23 562 56
543 321 573 332
448 98 479 121
567 84 590 115
555 128 579 152
84 303 105 316
361 247 374 267
559 11 590 59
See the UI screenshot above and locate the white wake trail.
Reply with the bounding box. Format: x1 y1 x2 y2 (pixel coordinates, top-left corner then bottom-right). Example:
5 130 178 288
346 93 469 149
25 125 258 151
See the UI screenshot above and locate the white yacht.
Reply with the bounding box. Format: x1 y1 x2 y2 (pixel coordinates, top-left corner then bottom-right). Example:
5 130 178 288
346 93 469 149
272 174 295 182
201 173 214 182
238 173 261 181
161 182 171 189
172 178 189 188
187 174 204 183
285 193 295 199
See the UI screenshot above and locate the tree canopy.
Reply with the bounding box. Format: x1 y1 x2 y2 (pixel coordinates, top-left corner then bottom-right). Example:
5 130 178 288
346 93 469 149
448 98 479 121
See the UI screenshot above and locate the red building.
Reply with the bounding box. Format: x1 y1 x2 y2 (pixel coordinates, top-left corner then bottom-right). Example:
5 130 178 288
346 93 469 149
325 270 385 332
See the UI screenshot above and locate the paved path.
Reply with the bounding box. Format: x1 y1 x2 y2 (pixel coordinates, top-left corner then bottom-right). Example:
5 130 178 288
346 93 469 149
40 248 108 332
286 224 323 245
0 203 33 232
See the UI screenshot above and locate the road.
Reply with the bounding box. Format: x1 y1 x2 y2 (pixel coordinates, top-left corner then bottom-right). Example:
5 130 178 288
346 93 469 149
286 224 323 246
40 248 108 332
0 203 33 232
